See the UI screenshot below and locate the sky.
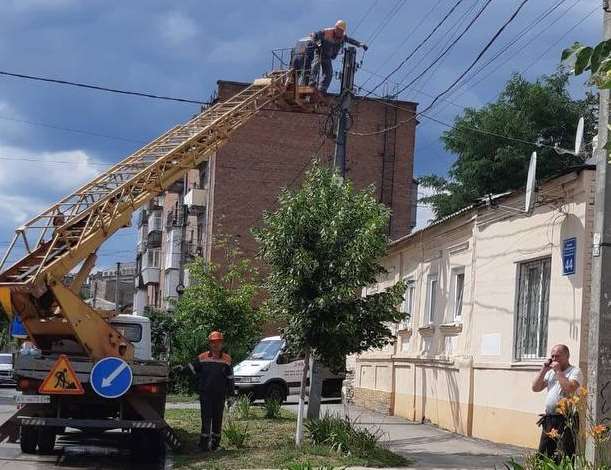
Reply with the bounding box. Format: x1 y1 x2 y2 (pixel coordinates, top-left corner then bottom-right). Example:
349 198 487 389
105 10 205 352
0 0 603 270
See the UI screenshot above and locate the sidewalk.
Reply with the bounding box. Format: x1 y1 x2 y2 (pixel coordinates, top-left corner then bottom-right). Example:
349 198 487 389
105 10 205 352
331 404 526 469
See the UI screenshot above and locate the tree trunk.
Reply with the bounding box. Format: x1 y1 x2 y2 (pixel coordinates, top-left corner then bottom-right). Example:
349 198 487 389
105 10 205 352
306 359 323 420
295 348 310 447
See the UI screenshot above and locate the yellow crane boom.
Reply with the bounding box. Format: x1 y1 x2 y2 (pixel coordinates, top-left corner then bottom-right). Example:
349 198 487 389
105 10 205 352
0 70 315 361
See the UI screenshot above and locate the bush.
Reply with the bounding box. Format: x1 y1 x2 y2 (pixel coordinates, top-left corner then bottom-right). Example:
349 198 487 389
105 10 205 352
263 399 282 419
222 418 249 449
232 395 252 420
305 413 382 458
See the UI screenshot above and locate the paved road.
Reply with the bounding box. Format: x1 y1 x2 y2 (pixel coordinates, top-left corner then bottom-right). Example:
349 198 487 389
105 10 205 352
0 388 170 469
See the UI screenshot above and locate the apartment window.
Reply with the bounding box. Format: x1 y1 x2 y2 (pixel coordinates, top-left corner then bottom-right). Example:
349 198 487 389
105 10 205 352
453 270 465 322
146 249 161 269
515 257 551 360
400 280 415 328
426 274 438 324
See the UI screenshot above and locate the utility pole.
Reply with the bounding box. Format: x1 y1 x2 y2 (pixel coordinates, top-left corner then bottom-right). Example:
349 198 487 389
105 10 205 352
333 46 357 177
307 46 359 421
587 3 611 462
115 262 121 316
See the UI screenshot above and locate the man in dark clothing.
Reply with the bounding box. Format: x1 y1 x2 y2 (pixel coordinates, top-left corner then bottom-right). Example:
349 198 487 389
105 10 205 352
189 330 234 451
309 20 368 93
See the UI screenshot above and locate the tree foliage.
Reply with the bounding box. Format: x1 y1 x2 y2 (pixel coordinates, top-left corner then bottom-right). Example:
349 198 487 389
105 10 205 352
170 257 265 368
254 163 405 372
421 71 596 218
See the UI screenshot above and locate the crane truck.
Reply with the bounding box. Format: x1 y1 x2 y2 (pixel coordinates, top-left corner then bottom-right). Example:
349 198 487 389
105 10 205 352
0 68 321 461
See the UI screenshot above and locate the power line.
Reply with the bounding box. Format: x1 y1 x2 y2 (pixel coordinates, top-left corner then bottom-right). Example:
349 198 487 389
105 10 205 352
366 0 408 46
0 115 144 144
419 0 531 115
394 0 494 98
366 0 466 97
358 0 443 90
0 70 211 105
522 4 597 74
438 0 578 109
397 0 483 99
352 0 380 35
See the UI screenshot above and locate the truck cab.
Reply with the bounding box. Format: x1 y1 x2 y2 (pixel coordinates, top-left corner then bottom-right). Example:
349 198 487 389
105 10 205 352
109 314 152 361
233 336 344 403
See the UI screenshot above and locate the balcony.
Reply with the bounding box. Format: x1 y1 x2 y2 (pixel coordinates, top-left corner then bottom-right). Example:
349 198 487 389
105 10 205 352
184 188 208 209
147 230 162 249
141 267 160 285
147 211 162 234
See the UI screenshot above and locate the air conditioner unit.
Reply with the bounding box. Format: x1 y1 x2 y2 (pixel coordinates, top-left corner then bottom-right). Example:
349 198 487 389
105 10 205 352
184 188 208 208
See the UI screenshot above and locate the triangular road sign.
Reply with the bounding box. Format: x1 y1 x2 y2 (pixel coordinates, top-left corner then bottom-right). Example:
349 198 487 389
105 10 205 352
39 354 84 395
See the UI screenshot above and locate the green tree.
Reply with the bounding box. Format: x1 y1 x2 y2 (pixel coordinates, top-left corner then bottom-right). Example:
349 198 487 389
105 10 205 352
169 257 265 392
254 163 405 445
421 71 596 218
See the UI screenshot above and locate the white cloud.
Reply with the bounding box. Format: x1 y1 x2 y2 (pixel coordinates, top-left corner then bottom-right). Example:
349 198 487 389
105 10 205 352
207 39 262 65
0 142 103 226
415 186 438 231
159 11 199 46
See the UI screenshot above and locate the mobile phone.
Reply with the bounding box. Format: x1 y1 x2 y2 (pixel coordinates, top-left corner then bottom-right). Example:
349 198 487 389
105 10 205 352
544 358 552 367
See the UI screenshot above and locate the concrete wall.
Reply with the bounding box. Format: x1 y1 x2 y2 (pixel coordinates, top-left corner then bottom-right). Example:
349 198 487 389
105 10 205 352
354 168 594 448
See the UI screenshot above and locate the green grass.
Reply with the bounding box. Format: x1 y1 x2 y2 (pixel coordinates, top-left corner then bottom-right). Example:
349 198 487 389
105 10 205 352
166 407 410 469
167 393 198 403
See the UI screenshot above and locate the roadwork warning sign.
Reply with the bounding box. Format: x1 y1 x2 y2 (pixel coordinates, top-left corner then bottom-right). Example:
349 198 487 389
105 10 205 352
39 354 84 395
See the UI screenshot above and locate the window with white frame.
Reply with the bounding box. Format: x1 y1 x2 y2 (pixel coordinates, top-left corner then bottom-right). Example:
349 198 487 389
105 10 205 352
452 270 465 322
145 248 161 269
400 279 415 329
515 257 551 360
426 274 438 325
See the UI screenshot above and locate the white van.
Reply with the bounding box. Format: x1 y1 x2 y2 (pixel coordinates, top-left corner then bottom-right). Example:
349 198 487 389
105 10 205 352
109 314 152 360
233 336 345 403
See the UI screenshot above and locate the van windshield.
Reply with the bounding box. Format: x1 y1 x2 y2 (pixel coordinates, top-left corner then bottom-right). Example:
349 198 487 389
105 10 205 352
247 340 283 361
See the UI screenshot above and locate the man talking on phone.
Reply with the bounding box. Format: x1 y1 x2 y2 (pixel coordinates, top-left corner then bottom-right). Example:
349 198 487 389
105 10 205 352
531 344 583 460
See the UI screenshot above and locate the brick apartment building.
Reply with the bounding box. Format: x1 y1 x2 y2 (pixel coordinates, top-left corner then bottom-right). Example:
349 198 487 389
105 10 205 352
89 262 136 311
133 80 418 313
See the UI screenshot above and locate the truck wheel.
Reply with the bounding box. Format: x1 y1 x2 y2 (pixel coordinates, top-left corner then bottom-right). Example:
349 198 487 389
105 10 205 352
19 425 38 454
131 429 164 463
265 383 286 404
37 428 56 454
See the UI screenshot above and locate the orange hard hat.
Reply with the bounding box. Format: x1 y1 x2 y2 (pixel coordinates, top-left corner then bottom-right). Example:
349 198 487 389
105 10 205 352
208 331 224 342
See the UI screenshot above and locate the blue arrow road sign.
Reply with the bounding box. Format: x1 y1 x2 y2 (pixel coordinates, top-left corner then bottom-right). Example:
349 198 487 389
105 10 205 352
90 357 133 399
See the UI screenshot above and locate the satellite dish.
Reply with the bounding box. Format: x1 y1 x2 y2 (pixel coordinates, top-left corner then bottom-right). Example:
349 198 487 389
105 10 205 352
575 117 584 156
554 117 585 157
525 151 537 213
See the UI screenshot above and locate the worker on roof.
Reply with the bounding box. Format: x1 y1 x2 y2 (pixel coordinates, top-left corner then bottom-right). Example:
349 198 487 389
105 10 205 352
188 330 234 452
309 20 368 93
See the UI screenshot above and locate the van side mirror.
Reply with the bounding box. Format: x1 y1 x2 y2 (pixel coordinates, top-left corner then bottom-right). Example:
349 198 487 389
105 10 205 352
277 354 289 365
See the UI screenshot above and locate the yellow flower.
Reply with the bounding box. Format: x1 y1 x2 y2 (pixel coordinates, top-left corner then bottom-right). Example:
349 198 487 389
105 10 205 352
556 398 570 415
578 387 588 400
546 428 561 440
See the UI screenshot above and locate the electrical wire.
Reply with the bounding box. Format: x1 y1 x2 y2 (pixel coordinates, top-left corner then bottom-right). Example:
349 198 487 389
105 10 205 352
438 0 579 109
419 0 531 115
522 4 598 74
393 0 494 98
352 0 380 35
358 0 443 90
366 0 466 97
366 0 408 46
0 115 144 144
0 69 211 105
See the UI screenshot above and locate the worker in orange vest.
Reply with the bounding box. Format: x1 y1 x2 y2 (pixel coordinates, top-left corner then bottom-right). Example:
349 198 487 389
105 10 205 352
189 331 234 451
309 20 368 93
